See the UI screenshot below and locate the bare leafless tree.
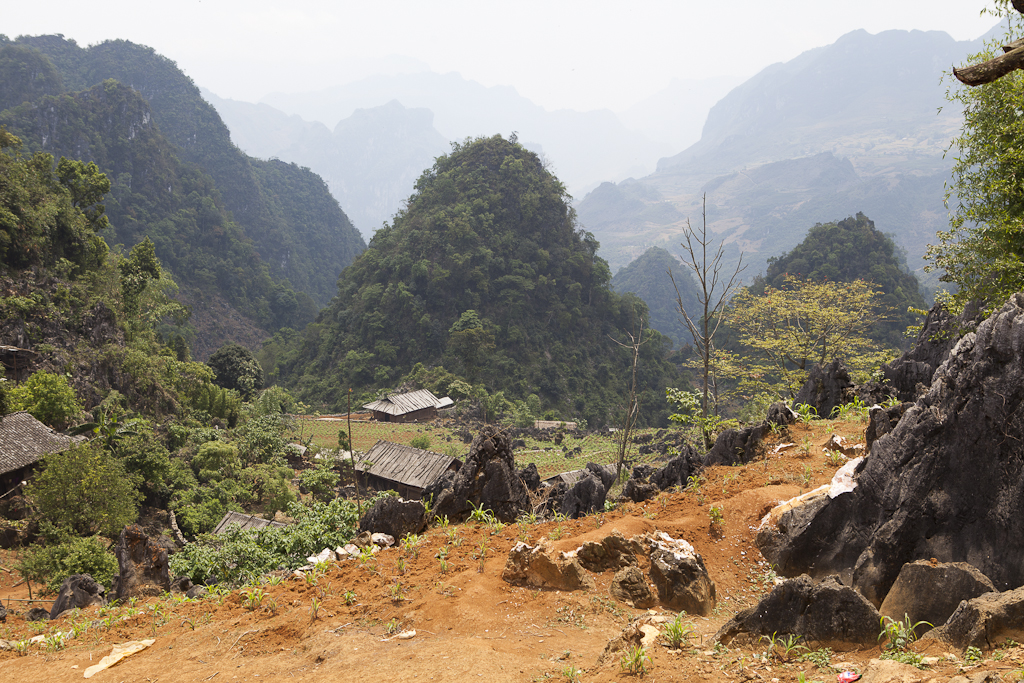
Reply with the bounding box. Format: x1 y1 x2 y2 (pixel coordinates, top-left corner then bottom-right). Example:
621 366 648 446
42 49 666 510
671 194 745 437
611 314 647 482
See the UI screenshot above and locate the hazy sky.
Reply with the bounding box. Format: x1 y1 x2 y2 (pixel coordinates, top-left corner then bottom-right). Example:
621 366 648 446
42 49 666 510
4 0 997 113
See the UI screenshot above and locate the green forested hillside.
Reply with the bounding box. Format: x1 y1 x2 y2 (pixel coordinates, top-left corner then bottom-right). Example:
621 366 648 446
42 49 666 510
278 135 682 426
0 35 365 339
755 212 925 348
610 247 700 346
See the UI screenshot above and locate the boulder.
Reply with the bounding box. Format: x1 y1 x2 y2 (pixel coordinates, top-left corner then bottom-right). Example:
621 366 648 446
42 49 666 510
518 462 541 491
576 530 644 572
715 575 881 646
758 294 1024 605
585 462 616 491
648 532 716 616
621 475 659 503
26 607 49 621
0 605 6 622
792 360 853 419
879 560 997 634
765 401 797 428
423 426 531 523
357 497 427 540
185 585 207 599
370 533 395 547
49 573 107 619
113 524 170 601
859 658 932 683
501 541 595 591
561 473 606 519
703 425 768 467
350 530 373 549
923 585 1024 650
609 566 656 609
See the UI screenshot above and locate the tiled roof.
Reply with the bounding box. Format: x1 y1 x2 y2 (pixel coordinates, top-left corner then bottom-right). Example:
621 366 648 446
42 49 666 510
363 389 451 416
356 440 459 490
0 411 76 476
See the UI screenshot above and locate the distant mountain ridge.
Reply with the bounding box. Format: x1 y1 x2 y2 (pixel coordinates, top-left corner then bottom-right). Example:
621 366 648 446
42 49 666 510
204 92 448 239
577 28 986 290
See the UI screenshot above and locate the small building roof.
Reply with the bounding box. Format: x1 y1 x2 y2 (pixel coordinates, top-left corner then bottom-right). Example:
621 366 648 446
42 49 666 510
356 440 459 490
212 511 287 535
543 469 587 487
0 411 77 476
363 389 452 417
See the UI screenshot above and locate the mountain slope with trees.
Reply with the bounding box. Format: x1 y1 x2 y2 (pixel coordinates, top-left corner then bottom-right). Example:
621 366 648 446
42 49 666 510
278 135 682 426
0 35 365 351
610 246 699 347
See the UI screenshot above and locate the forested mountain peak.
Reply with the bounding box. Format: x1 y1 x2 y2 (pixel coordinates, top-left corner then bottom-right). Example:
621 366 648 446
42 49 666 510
277 135 681 426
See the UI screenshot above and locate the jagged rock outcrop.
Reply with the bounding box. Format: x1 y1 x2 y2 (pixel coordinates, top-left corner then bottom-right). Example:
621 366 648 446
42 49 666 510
865 402 910 452
113 525 170 601
766 402 797 428
357 497 427 540
879 560 997 634
561 473 606 519
622 447 703 502
501 541 595 591
923 585 1024 650
715 575 881 646
609 566 656 609
423 426 530 523
758 294 1024 606
576 530 644 572
703 425 768 467
792 360 853 419
518 462 541 491
49 574 106 619
648 532 716 616
882 301 977 402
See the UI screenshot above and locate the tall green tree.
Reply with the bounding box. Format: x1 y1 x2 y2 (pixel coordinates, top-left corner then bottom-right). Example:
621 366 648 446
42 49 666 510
927 2 1024 311
26 441 142 539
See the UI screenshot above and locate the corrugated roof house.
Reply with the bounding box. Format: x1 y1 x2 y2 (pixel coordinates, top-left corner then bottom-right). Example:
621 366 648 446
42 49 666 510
363 389 454 423
355 440 461 499
212 511 287 535
0 411 78 495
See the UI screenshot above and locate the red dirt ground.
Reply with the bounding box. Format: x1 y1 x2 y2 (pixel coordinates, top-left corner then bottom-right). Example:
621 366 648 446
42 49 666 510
0 421 1016 682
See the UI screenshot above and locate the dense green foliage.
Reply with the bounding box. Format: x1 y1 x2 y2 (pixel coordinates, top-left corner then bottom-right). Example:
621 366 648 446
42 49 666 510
755 213 924 347
208 343 265 400
0 128 109 272
927 7 1024 312
16 535 119 594
169 497 363 586
610 246 700 346
279 135 682 426
26 441 142 539
8 370 82 429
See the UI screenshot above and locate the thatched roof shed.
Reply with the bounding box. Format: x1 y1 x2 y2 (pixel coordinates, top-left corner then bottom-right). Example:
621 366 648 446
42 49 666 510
0 411 78 493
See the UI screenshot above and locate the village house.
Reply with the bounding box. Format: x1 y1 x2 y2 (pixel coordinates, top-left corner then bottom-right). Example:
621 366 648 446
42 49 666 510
0 411 78 499
362 389 453 423
355 440 461 499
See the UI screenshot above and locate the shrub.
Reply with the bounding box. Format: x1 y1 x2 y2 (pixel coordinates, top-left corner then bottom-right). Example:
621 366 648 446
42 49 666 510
9 371 82 428
299 463 339 502
410 435 431 450
16 536 119 594
170 497 360 585
26 442 141 539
